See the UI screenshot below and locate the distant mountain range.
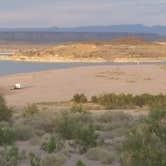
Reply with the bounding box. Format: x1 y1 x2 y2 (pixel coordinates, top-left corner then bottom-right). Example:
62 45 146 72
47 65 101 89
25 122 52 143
52 24 166 35
0 25 165 43
0 24 166 34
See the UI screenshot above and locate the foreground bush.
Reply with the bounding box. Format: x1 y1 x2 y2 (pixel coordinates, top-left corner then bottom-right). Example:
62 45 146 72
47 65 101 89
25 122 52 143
70 104 86 113
0 126 16 145
29 152 67 166
121 106 166 166
76 160 87 166
55 111 97 152
23 104 39 118
72 94 88 103
15 124 34 141
0 145 23 166
41 135 57 153
0 95 12 121
29 153 41 166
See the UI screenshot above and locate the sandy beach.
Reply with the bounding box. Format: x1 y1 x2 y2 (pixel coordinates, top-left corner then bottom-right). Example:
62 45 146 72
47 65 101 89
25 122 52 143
0 64 166 106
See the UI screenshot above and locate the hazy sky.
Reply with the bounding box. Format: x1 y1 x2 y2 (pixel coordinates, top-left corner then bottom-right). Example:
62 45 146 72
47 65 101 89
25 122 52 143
0 0 166 27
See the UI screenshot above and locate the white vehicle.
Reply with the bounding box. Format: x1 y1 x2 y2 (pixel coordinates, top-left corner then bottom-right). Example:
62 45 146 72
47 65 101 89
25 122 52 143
14 83 21 89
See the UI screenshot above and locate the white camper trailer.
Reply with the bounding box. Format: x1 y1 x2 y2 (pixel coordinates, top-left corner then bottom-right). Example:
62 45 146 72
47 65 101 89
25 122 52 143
14 83 21 89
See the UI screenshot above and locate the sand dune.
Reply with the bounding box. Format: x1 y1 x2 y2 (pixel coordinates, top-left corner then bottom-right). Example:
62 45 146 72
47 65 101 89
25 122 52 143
0 64 166 106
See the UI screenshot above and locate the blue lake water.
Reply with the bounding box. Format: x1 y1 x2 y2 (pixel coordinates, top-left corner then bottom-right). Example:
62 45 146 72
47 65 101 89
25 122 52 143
0 61 112 76
0 61 166 76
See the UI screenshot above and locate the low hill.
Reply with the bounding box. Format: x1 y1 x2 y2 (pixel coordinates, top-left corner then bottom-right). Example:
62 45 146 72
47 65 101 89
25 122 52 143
4 37 165 63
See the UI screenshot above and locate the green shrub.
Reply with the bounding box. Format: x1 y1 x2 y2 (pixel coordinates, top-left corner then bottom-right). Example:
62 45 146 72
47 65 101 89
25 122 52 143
55 112 80 140
0 126 16 145
121 106 166 166
29 153 41 166
76 124 97 152
94 93 135 109
0 145 23 166
92 93 166 109
72 94 88 103
55 111 97 152
70 104 86 113
76 160 87 166
91 96 98 103
15 125 33 141
0 95 12 121
41 135 57 153
23 104 39 118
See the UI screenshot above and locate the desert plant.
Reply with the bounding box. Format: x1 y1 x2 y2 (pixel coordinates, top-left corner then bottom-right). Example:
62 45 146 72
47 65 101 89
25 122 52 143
41 135 57 153
0 126 16 145
23 104 39 118
91 96 98 103
29 153 41 166
70 104 86 113
76 160 87 166
76 124 97 152
0 145 24 166
92 93 166 109
15 124 33 141
72 94 88 103
121 106 166 166
55 111 97 152
0 95 12 121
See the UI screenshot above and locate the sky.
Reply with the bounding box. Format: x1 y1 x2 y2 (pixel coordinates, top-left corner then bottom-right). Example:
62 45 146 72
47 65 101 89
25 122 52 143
0 0 166 27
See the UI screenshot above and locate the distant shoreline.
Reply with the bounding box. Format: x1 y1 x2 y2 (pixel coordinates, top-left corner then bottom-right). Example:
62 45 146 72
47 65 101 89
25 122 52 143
0 55 166 64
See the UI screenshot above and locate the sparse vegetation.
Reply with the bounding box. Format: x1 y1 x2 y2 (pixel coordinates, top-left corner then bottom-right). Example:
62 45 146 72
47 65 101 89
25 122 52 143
23 104 39 118
55 111 97 152
0 95 12 121
0 145 24 166
29 153 41 166
72 94 88 103
15 124 34 141
70 104 86 113
91 93 166 109
76 160 87 166
0 126 16 145
0 94 166 165
121 106 166 166
41 135 57 153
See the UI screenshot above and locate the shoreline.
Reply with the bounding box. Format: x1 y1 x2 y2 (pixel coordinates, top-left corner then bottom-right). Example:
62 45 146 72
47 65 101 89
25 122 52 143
1 64 166 106
0 55 166 64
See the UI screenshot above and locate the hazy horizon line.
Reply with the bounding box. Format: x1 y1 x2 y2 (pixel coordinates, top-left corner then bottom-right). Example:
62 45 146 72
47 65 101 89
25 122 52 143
0 24 166 29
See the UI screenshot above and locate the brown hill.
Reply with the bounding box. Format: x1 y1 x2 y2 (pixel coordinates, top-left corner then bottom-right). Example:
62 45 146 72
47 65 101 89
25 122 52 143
10 37 166 62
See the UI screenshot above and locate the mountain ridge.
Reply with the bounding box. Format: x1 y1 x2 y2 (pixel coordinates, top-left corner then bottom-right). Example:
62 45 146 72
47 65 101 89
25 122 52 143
0 24 166 34
0 25 165 43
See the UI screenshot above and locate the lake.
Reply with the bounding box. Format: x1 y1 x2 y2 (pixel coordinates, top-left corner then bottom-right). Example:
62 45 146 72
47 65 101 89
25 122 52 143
0 61 166 76
0 61 112 76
